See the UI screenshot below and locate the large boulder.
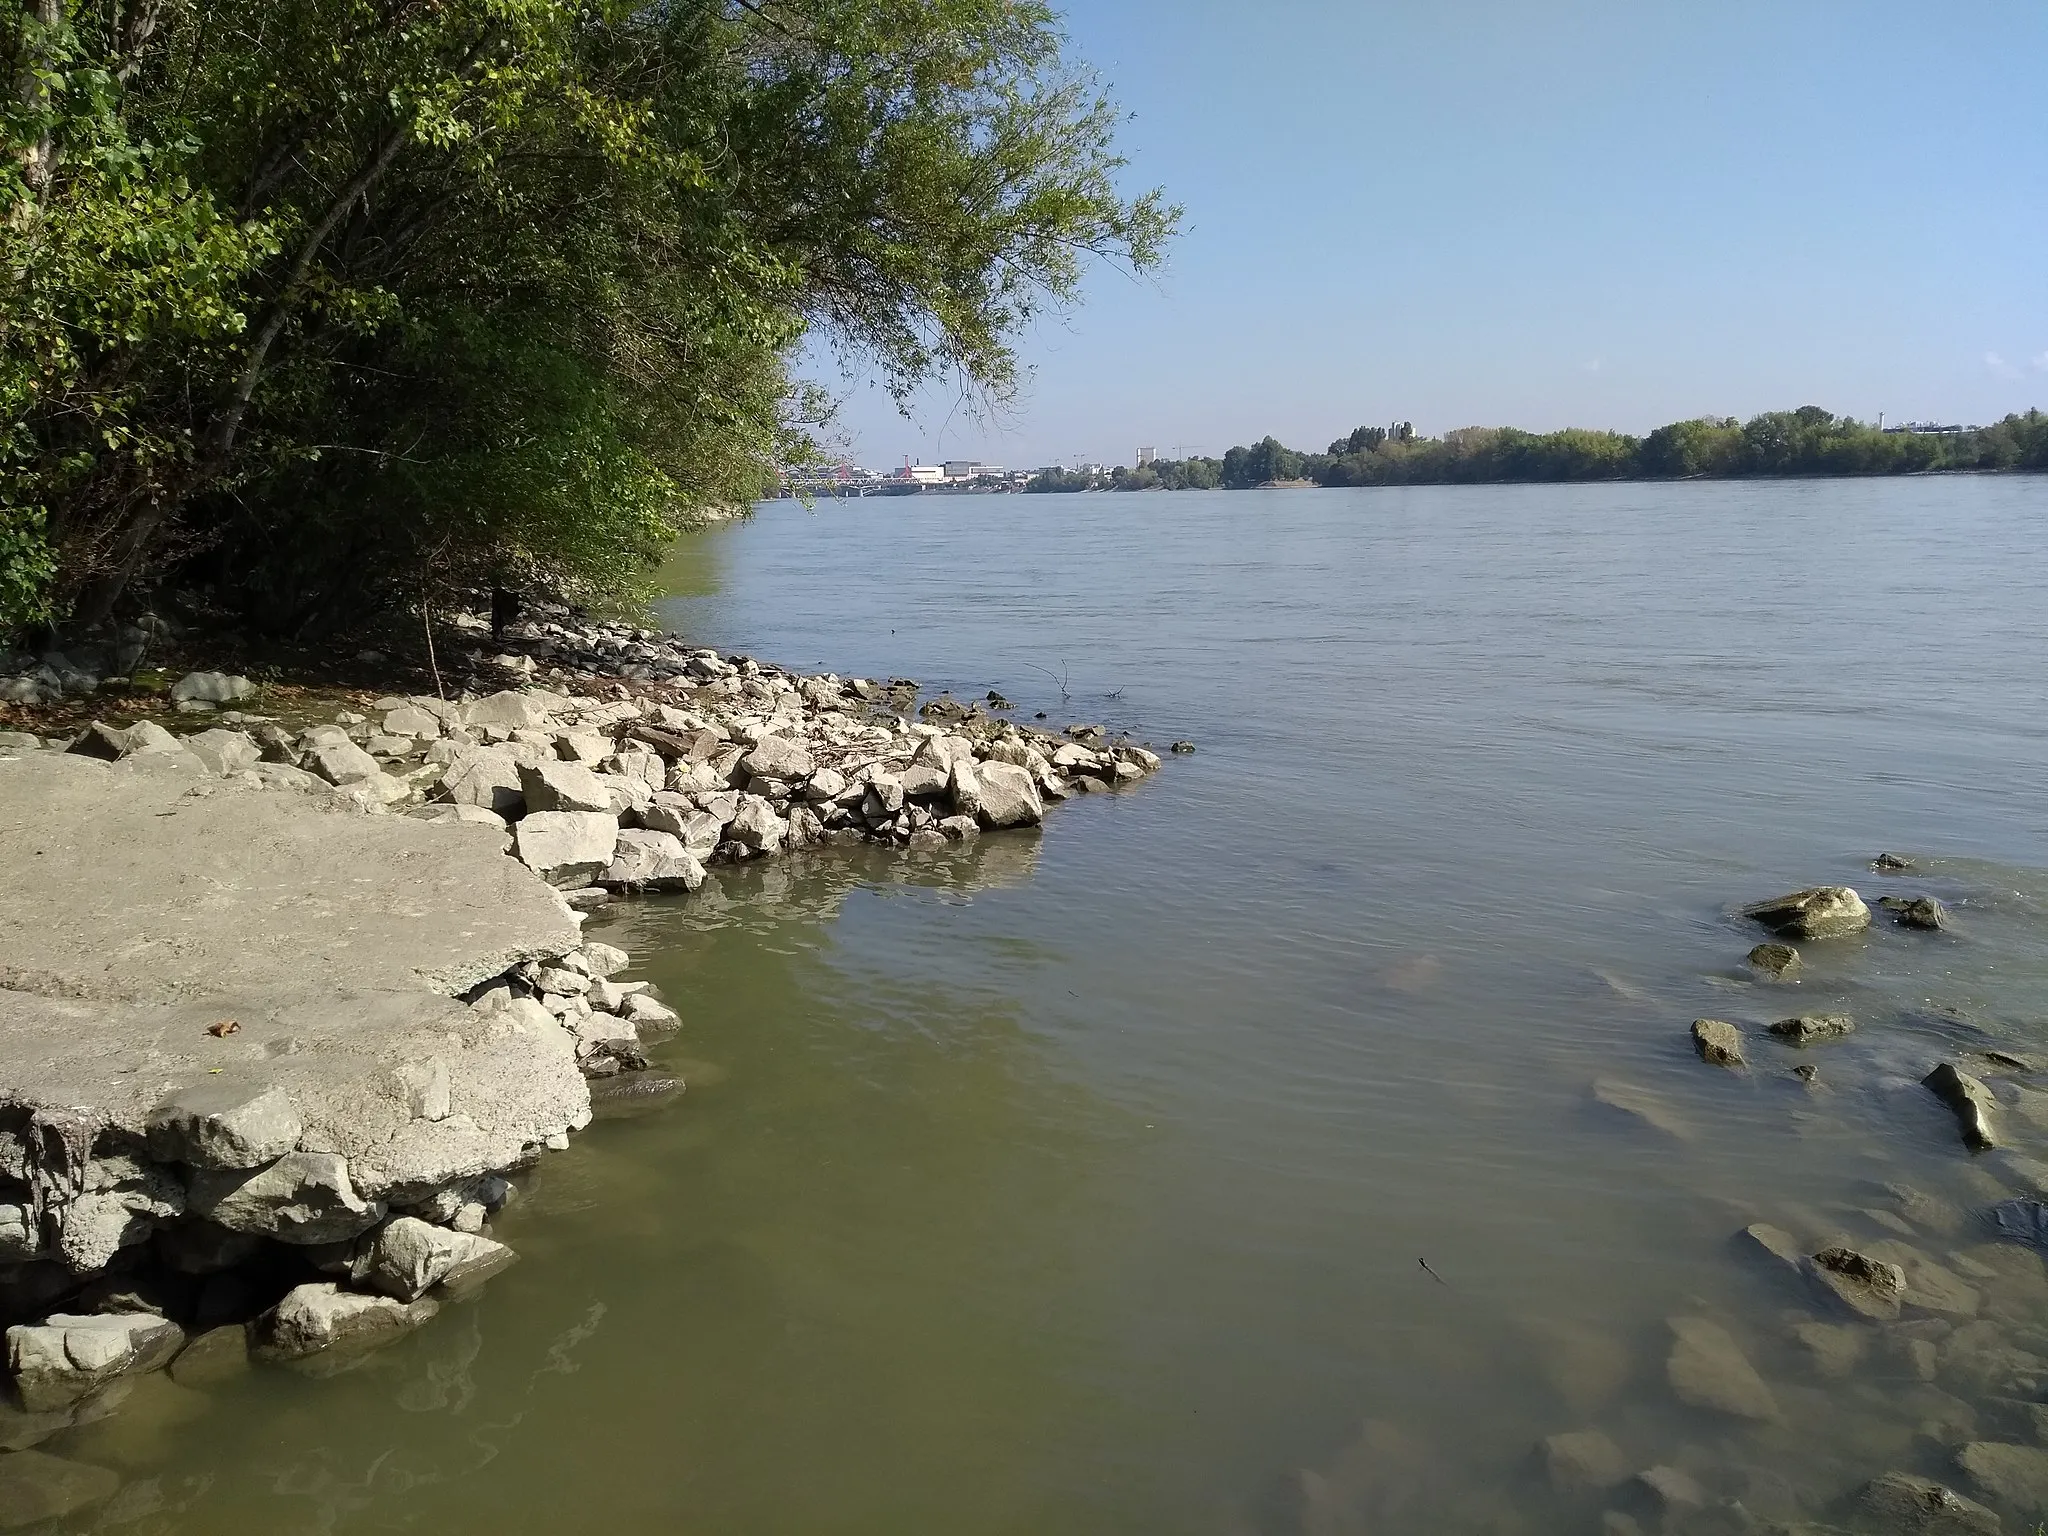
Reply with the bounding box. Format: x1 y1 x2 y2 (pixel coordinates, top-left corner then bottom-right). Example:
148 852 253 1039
1690 1018 1745 1068
6 1311 185 1412
514 810 619 887
726 795 785 853
181 728 261 776
599 829 706 892
170 671 255 704
974 761 1042 828
517 759 611 814
741 735 813 782
145 1083 303 1169
438 746 525 816
252 1282 438 1363
303 736 383 787
1741 885 1870 940
1957 1441 2048 1513
382 703 444 739
187 1151 384 1244
361 1217 516 1302
463 690 553 730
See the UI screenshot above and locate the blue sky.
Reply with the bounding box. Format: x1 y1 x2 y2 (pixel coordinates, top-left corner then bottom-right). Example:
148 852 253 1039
807 0 2048 472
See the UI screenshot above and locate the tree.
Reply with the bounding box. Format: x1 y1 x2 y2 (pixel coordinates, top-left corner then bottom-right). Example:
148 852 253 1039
2 0 1179 631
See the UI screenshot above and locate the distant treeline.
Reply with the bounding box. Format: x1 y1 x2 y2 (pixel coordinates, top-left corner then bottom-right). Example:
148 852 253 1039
1023 407 2048 493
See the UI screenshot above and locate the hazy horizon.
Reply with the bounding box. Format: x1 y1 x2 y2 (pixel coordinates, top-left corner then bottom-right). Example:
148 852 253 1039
804 0 2048 472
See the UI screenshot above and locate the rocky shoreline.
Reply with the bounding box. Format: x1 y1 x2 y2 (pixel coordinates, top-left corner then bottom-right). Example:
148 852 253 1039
0 613 1162 1522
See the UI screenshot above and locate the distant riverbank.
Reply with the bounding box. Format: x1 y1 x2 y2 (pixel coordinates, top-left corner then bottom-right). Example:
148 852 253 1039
1022 405 2048 493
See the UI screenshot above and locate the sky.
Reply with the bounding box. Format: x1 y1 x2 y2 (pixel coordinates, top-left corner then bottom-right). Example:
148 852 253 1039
804 0 2048 472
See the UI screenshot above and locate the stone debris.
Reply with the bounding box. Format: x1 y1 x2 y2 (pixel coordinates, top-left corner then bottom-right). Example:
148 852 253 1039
1690 1018 1746 1068
1741 885 1871 940
1768 1013 1856 1046
1855 1470 2000 1534
1807 1246 1907 1321
1882 894 1952 931
1746 941 1802 980
1925 1063 2000 1150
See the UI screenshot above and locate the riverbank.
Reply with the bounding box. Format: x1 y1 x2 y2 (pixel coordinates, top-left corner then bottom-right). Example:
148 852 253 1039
0 610 1163 1522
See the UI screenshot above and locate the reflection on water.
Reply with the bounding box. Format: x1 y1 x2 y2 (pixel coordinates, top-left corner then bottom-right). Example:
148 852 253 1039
28 477 2048 1533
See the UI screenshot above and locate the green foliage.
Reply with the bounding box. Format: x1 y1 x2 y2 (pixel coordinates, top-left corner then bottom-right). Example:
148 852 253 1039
1 0 1176 630
1232 409 2048 491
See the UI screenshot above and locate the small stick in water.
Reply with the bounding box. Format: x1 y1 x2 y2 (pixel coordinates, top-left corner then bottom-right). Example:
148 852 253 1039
1418 1257 1447 1286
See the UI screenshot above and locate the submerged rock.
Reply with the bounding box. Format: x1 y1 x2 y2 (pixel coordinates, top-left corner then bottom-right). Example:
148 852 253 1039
1925 1063 2000 1150
1747 942 1803 981
1807 1246 1907 1321
1741 886 1871 941
252 1282 439 1363
1666 1316 1778 1421
1872 852 1916 872
1769 1013 1856 1046
1855 1470 1999 1534
1591 1078 1692 1140
1537 1428 1630 1493
1957 1441 2048 1514
1987 1200 2048 1249
1736 1222 1804 1271
0 1449 122 1527
1882 894 1952 931
1691 1018 1746 1067
5 1312 185 1413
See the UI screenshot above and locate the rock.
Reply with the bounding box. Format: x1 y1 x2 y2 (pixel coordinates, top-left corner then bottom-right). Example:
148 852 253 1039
1855 1471 1998 1534
0 1449 122 1527
1666 1316 1778 1420
1592 1078 1692 1140
382 704 444 739
1862 1240 1982 1318
303 736 384 786
170 671 255 704
463 690 553 729
514 810 620 887
180 728 261 776
1808 1246 1907 1321
1769 1013 1856 1045
582 941 629 978
599 829 706 892
1789 1319 1868 1377
1957 1441 2048 1513
1987 1200 2048 1249
6 1312 185 1412
1635 1465 1706 1511
187 1151 384 1244
517 759 611 814
1747 942 1802 980
1538 1428 1630 1493
1926 1064 2000 1150
1872 852 1915 871
251 1282 438 1362
1737 1222 1804 1270
898 763 950 799
727 795 785 853
1741 886 1871 940
1692 1018 1746 1067
1882 895 1952 931
621 993 680 1030
144 1083 302 1169
1170 740 1196 753
395 1058 452 1122
974 761 1043 828
740 735 813 781
361 1217 516 1302
948 758 982 816
437 745 525 815
165 1325 249 1388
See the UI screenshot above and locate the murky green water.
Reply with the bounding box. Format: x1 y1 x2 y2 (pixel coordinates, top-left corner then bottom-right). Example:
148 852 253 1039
41 478 2048 1533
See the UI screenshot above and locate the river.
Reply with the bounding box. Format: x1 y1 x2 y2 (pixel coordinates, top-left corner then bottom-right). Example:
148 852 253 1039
47 476 2048 1533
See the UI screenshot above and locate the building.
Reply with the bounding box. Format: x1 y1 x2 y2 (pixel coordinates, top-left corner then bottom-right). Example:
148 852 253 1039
941 460 1004 481
895 463 947 484
1136 446 1156 466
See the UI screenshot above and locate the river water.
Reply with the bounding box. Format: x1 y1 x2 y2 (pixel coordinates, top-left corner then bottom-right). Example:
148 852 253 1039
45 478 2048 1533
